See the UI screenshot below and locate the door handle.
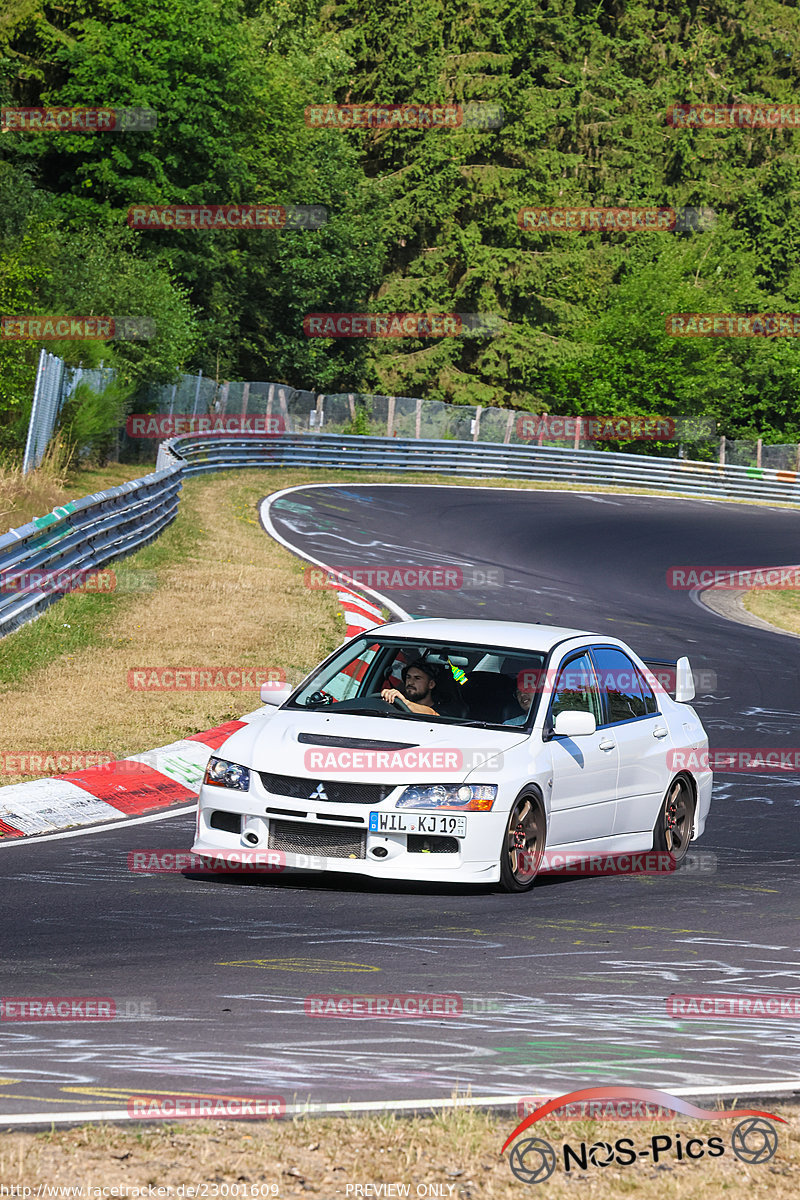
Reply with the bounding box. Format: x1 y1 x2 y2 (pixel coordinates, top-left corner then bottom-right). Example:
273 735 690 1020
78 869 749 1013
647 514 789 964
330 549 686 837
653 726 669 739
598 739 616 752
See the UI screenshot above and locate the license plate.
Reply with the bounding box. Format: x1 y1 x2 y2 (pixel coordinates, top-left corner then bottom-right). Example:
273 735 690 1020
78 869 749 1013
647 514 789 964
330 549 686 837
369 812 467 837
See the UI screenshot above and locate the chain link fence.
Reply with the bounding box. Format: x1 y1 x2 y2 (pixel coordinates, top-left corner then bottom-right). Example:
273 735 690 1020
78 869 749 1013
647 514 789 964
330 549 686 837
24 360 800 471
22 350 116 474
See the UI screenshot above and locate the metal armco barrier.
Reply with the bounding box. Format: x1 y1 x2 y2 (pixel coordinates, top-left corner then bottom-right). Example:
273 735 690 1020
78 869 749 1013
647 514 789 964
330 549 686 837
5 430 800 639
0 466 182 637
160 432 800 506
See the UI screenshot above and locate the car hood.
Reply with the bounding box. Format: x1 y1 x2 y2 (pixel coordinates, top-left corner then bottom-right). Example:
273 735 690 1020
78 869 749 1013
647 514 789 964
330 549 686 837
215 707 529 782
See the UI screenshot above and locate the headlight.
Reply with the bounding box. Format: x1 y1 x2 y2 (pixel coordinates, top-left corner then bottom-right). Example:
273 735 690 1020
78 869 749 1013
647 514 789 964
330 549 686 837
203 756 251 792
396 784 497 811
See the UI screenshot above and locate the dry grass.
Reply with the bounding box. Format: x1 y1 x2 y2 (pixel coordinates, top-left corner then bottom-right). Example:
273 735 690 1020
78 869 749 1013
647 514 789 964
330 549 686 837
743 589 800 635
0 450 155 537
0 1106 797 1197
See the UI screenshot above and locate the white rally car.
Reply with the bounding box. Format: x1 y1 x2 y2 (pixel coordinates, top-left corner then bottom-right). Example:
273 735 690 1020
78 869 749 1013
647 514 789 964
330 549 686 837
191 619 712 891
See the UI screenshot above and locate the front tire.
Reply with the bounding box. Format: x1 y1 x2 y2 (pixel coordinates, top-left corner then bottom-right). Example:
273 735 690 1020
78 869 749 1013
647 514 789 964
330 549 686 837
499 792 545 893
652 775 695 865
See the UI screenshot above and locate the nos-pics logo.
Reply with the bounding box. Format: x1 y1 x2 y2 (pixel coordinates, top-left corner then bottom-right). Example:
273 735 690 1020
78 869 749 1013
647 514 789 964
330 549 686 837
502 1087 783 1184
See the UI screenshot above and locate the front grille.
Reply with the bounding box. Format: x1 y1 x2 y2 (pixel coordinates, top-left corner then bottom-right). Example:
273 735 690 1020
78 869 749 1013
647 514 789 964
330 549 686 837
268 819 366 859
259 772 395 805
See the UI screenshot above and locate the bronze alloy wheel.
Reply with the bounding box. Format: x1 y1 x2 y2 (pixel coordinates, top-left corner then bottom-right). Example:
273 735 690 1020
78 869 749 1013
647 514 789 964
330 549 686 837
653 776 695 864
500 793 544 892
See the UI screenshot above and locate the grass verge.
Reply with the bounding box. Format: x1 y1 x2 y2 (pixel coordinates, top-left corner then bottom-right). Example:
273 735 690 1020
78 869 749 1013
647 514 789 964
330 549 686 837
743 589 800 635
0 1106 797 1197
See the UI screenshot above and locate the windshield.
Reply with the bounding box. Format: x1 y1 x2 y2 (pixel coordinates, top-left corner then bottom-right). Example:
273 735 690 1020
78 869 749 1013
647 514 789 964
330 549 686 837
289 636 547 728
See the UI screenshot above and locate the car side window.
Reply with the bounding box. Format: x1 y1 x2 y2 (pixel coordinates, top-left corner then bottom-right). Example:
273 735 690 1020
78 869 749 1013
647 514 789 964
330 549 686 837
636 666 659 715
549 653 603 726
591 647 649 724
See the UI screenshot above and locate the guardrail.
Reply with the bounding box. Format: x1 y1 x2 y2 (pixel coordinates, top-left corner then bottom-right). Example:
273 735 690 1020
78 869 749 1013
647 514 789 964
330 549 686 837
159 432 800 506
0 466 183 637
5 430 800 640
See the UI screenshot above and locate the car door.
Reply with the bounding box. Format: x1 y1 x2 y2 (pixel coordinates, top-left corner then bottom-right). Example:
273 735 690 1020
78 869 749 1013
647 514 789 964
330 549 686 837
589 646 669 836
545 650 620 846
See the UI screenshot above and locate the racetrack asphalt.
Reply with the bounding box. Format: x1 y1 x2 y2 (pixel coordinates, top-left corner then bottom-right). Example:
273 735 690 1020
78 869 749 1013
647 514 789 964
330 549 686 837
2 483 799 1121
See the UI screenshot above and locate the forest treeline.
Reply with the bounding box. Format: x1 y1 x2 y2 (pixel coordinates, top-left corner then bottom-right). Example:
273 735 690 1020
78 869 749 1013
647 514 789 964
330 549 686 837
2 0 800 458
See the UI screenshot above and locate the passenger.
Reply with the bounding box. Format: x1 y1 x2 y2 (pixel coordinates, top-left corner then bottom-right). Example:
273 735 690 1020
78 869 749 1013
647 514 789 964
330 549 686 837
503 678 538 726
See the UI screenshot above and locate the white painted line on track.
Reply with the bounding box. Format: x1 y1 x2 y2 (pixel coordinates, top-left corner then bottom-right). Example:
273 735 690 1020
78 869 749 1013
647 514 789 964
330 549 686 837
3 1080 799 1127
259 486 411 620
0 805 195 849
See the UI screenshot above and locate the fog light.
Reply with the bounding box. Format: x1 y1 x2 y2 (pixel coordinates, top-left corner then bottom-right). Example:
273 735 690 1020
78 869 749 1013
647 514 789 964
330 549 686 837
244 831 260 846
371 846 388 858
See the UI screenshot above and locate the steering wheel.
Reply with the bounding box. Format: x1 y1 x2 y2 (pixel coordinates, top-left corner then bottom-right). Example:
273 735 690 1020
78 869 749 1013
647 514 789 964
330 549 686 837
306 690 336 707
391 694 413 713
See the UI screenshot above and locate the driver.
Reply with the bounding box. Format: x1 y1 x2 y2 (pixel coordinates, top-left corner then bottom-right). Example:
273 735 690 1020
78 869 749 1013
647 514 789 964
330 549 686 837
381 658 441 716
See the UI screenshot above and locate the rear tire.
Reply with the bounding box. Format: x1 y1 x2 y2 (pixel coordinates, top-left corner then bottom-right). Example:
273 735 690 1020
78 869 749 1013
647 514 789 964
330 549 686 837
652 775 695 865
499 792 545 893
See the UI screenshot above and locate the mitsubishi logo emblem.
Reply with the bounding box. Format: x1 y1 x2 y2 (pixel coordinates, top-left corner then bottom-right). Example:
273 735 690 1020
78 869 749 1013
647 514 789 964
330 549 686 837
309 783 329 801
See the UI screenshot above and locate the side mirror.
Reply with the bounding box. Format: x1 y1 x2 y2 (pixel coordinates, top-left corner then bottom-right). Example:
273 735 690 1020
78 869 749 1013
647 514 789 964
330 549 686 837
675 656 695 702
260 682 294 706
553 710 597 738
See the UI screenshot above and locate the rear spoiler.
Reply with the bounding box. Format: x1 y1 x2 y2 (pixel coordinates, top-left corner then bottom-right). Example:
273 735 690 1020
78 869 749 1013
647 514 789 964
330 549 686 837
641 656 695 702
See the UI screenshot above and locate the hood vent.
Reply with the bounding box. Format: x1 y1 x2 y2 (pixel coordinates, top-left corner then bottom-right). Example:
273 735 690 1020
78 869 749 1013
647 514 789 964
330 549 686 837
297 733 418 750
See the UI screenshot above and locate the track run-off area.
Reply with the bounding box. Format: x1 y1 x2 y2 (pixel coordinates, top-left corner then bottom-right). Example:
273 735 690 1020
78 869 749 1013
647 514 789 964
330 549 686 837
1 482 799 1123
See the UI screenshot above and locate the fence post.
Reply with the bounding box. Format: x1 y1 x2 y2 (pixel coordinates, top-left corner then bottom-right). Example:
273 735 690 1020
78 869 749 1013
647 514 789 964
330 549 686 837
472 405 482 442
719 435 726 466
191 369 203 416
415 397 422 439
574 416 582 450
756 437 762 468
242 381 250 417
315 393 325 432
22 349 48 475
504 410 514 444
387 396 396 438
348 394 355 422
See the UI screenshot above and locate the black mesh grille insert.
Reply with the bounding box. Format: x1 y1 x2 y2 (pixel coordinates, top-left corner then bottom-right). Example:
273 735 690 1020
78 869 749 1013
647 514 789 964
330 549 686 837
259 772 394 804
209 810 242 834
268 819 366 859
